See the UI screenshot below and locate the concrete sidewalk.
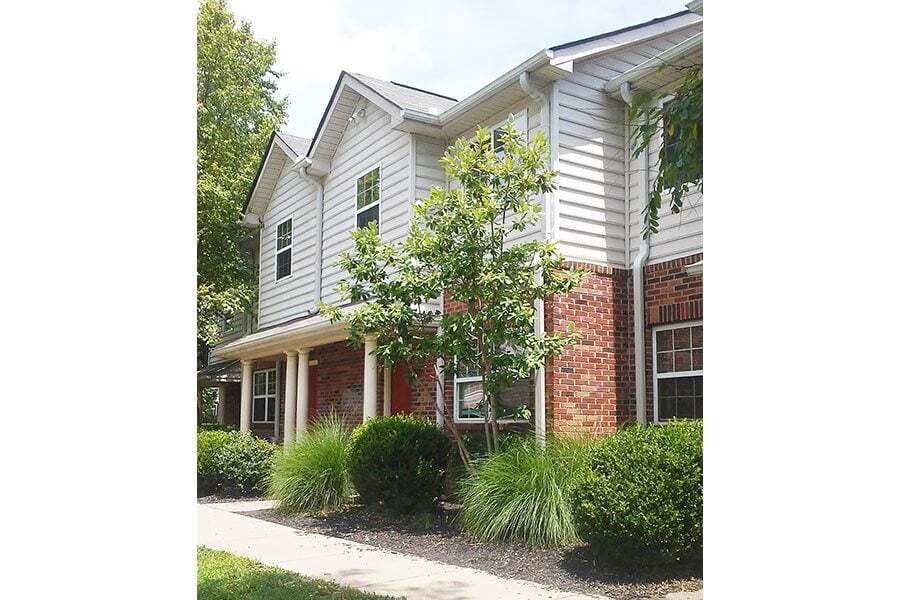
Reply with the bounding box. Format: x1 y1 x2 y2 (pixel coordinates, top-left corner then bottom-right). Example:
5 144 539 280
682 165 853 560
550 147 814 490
199 502 608 600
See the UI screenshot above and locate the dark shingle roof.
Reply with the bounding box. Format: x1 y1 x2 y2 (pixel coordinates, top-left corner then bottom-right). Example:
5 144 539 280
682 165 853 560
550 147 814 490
350 73 457 115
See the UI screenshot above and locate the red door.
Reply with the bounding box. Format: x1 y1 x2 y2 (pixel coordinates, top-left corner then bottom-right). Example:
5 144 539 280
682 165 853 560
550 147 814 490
308 364 318 424
391 365 412 415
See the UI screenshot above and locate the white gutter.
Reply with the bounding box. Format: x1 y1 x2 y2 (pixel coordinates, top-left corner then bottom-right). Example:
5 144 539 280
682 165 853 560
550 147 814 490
620 82 651 426
519 71 551 445
294 158 325 306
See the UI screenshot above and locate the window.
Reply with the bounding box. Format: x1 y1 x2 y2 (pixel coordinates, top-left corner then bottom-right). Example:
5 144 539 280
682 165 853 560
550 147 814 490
486 110 527 156
653 321 703 422
453 360 532 422
252 369 277 423
355 167 380 231
275 218 292 281
661 100 702 189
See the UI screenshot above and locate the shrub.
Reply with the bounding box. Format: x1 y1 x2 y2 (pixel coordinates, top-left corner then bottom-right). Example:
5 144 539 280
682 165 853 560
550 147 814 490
197 430 278 493
348 414 450 512
199 423 237 432
458 436 592 547
268 414 353 513
210 432 278 493
198 430 234 486
572 420 703 564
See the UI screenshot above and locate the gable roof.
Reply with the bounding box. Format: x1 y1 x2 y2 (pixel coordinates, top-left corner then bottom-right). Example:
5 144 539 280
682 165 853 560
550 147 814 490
549 10 692 51
350 73 457 115
242 130 311 216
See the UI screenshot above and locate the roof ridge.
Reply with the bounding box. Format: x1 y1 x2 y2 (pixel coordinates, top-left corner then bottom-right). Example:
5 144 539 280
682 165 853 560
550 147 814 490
549 9 693 51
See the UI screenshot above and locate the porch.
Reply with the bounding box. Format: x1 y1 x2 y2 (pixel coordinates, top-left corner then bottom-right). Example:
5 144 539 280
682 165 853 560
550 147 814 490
199 312 431 446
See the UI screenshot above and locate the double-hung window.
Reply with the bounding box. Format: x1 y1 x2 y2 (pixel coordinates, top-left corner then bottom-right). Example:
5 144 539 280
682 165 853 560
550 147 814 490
653 321 703 422
453 360 531 423
252 369 276 423
487 110 527 156
355 167 380 231
275 217 292 281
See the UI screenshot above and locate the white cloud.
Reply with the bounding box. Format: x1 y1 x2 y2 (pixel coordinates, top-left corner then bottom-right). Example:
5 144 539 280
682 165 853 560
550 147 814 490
228 0 688 135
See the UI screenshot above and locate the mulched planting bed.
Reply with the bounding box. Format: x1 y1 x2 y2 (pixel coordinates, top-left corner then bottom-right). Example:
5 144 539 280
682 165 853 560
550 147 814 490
240 506 701 600
197 488 265 504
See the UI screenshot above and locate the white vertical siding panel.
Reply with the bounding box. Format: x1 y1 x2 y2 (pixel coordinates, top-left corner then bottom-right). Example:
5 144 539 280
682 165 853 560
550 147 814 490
257 162 318 328
320 105 411 306
556 24 702 268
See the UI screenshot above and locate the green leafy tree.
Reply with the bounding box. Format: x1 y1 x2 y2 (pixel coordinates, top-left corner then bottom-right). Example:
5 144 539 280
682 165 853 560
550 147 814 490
197 0 287 365
630 66 702 237
323 124 584 463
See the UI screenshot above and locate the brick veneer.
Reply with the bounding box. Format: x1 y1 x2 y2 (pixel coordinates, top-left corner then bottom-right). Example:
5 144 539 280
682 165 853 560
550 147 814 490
640 253 703 421
234 252 702 440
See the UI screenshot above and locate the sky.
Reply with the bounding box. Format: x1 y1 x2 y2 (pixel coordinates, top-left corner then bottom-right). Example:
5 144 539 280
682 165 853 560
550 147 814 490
228 0 689 137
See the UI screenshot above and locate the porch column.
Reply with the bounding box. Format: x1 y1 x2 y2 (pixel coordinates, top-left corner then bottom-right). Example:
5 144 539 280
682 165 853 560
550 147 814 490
383 363 392 417
363 334 378 421
283 351 298 448
240 359 253 433
216 385 226 425
296 349 311 438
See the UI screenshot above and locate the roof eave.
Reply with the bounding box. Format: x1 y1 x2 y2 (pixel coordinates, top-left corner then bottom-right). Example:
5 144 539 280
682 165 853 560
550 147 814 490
604 31 703 94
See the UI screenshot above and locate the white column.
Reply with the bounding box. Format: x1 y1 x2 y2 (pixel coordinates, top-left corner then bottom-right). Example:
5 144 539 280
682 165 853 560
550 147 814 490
296 349 311 438
363 335 378 421
216 385 226 425
273 360 282 442
283 351 298 448
383 363 392 417
534 271 547 446
239 360 254 433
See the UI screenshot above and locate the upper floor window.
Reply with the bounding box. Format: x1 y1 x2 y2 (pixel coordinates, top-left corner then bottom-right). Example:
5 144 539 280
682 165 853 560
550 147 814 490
487 110 527 157
252 369 276 423
355 167 380 231
453 359 531 423
275 217 292 281
653 321 703 422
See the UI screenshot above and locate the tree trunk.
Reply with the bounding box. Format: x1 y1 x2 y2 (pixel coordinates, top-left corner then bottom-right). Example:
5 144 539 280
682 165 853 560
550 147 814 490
433 362 472 471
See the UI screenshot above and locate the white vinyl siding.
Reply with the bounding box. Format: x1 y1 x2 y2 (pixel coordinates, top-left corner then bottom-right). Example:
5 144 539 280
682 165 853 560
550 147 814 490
320 103 412 306
257 155 319 329
555 24 701 269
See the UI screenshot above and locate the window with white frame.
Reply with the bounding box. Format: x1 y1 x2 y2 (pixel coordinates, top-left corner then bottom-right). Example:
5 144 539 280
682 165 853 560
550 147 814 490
487 110 527 156
453 360 531 422
653 322 703 422
252 369 277 423
355 167 380 231
275 218 292 281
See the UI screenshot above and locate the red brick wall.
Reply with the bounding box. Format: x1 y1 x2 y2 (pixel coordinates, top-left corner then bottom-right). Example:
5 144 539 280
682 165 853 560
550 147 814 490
544 263 632 436
640 253 703 421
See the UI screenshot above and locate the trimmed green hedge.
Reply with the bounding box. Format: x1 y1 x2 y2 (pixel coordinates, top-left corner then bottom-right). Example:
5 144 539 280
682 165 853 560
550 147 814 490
348 415 450 512
572 420 703 564
197 430 278 494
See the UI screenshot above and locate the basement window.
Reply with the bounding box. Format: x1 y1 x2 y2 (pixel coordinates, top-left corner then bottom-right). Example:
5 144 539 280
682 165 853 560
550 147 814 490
252 369 276 423
355 167 381 231
653 321 703 422
275 217 292 281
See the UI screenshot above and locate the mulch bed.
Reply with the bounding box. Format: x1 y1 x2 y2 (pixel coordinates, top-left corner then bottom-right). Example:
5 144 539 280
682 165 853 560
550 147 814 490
197 486 265 504
240 505 701 600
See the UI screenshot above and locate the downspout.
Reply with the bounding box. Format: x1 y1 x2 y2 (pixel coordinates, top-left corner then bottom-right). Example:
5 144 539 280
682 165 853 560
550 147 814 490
620 82 651 425
295 159 325 308
520 71 550 444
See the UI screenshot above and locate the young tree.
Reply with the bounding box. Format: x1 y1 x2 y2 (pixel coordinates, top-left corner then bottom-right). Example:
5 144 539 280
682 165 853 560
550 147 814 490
630 66 702 237
322 124 584 462
197 0 287 364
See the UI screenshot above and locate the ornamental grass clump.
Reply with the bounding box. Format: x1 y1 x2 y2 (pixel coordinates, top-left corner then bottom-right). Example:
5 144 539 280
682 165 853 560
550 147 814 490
571 420 703 565
267 414 353 513
458 436 592 548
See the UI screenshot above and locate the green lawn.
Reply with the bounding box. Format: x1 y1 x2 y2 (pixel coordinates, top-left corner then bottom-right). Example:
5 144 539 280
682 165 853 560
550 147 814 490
197 547 399 599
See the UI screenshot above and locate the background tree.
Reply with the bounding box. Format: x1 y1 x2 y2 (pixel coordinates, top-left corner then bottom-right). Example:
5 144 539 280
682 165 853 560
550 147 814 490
323 124 584 463
630 66 702 237
197 0 287 365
